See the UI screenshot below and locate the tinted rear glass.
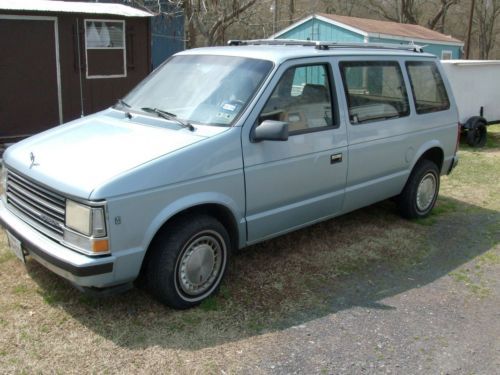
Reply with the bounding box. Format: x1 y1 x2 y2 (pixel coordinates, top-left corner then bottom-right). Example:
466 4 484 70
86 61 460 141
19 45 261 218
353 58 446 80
406 61 450 114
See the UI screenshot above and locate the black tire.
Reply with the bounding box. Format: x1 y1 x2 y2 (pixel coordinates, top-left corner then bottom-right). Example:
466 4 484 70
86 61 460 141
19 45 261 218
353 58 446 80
399 160 440 219
466 120 487 148
145 214 230 309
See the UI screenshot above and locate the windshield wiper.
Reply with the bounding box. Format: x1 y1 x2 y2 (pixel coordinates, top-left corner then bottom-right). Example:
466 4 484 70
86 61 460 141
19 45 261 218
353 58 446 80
116 99 131 108
141 107 195 131
115 99 133 119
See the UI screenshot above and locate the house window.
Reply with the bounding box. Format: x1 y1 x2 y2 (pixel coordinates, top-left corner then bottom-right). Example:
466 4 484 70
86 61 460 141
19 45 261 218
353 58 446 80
441 50 453 60
85 20 126 78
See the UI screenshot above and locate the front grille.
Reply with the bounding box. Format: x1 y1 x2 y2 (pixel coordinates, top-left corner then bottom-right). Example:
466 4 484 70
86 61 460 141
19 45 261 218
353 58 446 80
6 170 65 238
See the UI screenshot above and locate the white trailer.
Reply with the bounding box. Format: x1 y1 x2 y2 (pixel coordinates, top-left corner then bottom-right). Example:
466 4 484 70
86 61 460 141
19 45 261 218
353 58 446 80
441 60 500 147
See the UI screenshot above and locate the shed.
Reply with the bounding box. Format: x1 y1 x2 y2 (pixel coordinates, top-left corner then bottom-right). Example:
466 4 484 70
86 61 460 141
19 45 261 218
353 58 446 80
0 0 152 145
273 13 464 59
79 0 185 69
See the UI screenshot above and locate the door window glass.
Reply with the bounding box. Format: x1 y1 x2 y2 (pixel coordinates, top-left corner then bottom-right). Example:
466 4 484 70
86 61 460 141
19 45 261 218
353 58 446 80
340 61 409 124
259 64 335 133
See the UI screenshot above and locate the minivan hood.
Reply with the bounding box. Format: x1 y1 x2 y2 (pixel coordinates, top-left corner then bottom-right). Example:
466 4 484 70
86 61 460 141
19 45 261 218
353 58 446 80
4 112 216 198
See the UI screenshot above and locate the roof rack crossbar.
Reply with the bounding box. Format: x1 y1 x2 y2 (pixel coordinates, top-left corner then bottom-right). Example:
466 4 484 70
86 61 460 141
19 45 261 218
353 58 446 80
227 39 424 53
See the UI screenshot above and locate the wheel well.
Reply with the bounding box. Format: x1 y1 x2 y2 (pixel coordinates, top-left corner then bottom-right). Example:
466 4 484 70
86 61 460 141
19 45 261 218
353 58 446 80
148 204 239 254
137 204 239 283
418 147 444 172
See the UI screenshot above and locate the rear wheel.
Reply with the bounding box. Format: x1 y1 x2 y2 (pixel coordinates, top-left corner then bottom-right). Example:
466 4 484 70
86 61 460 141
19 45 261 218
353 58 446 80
399 160 440 219
146 214 230 309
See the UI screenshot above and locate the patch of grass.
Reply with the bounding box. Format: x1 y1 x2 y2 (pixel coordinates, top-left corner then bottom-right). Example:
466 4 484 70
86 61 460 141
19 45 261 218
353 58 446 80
181 313 202 326
478 250 500 265
199 296 219 311
36 286 72 306
449 269 490 298
0 248 14 264
414 195 459 227
246 318 266 334
12 284 30 295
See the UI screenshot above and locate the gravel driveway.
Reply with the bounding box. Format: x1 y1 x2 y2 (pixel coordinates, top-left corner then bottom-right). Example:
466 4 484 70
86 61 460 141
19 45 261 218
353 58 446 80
229 211 500 374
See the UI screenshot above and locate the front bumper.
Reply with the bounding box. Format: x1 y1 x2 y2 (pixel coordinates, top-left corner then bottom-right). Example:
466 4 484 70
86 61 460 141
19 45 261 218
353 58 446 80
0 199 116 287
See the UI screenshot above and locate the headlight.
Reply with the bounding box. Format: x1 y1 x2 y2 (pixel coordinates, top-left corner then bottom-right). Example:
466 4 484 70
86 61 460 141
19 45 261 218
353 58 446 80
66 200 92 236
64 200 109 254
66 200 106 237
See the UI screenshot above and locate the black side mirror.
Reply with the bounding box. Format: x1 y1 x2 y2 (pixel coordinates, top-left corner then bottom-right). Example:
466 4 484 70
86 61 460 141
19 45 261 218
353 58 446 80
251 120 289 142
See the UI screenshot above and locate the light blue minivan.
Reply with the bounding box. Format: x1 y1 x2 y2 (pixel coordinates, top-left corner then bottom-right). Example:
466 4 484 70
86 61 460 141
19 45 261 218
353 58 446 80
0 41 459 308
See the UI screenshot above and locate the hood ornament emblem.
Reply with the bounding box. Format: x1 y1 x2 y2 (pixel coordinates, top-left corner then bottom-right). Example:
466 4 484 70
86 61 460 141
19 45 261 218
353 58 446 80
29 152 39 169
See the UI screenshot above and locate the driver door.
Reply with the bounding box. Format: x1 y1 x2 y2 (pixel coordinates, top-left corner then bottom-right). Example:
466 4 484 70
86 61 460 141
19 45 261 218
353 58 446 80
242 60 348 243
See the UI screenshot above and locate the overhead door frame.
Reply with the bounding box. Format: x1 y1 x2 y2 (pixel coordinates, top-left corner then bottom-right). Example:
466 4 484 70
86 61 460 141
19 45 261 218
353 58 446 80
0 14 63 124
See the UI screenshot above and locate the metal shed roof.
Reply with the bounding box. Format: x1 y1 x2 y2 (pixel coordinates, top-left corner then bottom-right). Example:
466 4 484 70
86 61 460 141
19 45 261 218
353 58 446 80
0 0 152 17
274 13 463 46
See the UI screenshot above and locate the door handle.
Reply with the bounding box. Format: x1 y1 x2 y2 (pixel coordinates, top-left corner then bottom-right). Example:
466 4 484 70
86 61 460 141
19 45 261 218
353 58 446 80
330 153 343 164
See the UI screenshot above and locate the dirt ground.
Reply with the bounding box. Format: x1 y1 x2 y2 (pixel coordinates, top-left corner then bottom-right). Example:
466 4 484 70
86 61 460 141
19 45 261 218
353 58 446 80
1 128 499 374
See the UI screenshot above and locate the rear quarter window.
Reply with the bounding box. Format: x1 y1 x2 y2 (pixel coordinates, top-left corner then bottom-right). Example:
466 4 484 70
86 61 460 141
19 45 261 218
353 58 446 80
406 61 450 114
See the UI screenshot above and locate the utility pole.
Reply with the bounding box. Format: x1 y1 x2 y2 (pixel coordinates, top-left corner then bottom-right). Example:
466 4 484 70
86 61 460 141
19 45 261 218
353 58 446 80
289 0 294 25
273 0 278 34
465 0 476 59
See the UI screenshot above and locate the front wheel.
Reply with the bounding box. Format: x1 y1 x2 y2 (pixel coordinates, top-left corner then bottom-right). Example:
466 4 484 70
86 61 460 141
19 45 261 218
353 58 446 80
146 215 230 309
398 160 440 219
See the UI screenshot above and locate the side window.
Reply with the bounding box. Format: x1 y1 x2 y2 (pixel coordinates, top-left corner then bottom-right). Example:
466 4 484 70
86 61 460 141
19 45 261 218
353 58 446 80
259 64 335 133
340 61 409 124
406 61 450 114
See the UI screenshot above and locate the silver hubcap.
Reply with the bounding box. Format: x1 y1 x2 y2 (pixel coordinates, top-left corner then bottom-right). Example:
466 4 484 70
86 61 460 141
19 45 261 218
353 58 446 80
416 172 437 212
177 232 223 297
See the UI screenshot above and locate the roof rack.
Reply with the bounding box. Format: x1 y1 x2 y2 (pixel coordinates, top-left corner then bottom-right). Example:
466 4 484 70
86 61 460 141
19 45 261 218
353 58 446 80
227 39 424 53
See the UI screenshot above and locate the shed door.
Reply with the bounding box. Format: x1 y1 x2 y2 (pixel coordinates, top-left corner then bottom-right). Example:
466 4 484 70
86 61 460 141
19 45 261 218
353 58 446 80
0 17 61 142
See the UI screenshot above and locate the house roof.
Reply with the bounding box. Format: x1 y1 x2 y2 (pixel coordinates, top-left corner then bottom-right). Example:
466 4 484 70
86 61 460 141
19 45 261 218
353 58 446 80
274 13 463 46
0 0 152 17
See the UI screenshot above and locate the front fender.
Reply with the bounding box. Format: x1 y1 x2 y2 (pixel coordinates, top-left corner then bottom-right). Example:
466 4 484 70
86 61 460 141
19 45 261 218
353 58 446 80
142 192 245 252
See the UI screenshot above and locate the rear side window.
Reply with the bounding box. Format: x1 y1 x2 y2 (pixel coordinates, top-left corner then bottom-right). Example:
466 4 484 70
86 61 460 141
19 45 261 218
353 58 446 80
340 61 409 124
406 61 450 114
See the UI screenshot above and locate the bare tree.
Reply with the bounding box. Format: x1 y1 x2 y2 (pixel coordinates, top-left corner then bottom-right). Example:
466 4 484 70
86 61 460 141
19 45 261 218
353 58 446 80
367 0 460 30
167 0 259 46
319 0 362 16
367 0 420 23
428 0 460 32
474 0 500 58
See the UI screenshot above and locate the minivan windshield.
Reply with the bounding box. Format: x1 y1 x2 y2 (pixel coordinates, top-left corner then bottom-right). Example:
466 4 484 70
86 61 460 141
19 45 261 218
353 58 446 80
122 55 273 127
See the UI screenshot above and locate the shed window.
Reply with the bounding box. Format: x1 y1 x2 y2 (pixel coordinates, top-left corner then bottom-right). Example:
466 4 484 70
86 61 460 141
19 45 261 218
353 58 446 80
85 20 126 78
